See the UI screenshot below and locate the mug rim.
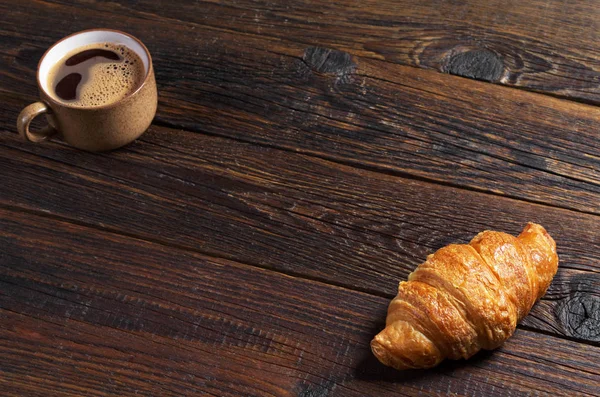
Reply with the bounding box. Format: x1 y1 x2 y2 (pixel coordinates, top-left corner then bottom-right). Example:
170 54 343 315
37 28 154 111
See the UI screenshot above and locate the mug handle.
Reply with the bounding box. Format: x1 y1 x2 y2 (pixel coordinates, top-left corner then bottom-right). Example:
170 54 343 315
17 102 58 143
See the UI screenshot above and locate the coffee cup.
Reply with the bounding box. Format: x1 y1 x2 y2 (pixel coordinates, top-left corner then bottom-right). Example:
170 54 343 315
17 29 157 152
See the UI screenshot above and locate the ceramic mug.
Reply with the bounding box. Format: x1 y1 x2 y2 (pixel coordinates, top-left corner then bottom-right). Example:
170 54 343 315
17 29 157 152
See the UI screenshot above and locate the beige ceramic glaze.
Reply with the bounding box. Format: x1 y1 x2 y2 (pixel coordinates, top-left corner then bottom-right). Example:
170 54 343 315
17 29 157 152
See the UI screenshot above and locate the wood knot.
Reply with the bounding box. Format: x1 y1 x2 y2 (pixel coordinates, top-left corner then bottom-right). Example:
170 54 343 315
302 47 356 77
557 293 600 342
442 49 504 82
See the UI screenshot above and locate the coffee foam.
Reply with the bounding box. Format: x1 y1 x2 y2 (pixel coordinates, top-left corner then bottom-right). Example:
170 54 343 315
49 43 145 107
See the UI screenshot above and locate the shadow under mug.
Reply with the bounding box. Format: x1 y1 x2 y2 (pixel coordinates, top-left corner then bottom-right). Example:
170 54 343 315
17 29 157 152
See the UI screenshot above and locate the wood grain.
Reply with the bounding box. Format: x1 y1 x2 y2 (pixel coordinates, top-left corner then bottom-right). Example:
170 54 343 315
1 127 598 346
31 0 600 103
2 1 600 394
2 208 599 397
2 0 600 215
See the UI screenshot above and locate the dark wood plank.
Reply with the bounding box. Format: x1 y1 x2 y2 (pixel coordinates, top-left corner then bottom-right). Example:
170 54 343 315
2 0 600 214
26 0 600 103
1 127 599 346
2 208 599 396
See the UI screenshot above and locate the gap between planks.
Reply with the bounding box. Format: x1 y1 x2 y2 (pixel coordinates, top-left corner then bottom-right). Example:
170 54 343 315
54 0 600 108
1 195 596 349
149 116 600 219
5 88 600 219
11 0 600 115
3 5 600 214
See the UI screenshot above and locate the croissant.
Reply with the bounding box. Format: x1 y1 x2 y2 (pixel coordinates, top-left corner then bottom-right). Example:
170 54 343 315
371 222 558 370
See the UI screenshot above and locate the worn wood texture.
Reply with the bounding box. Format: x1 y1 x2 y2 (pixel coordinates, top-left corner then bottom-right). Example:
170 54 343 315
2 208 600 397
2 0 600 215
2 1 600 396
21 0 600 103
1 128 599 348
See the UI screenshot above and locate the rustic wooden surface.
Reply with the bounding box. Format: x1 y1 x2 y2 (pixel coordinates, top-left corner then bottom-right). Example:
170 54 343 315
1 1 599 396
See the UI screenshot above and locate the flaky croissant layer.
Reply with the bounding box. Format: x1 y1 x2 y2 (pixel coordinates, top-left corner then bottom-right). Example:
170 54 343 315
371 223 558 370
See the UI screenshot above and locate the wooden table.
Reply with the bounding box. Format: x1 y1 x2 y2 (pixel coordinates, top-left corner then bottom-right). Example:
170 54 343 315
1 1 599 396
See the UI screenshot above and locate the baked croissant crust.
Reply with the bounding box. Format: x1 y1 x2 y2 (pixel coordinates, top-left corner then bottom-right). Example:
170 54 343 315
371 222 558 370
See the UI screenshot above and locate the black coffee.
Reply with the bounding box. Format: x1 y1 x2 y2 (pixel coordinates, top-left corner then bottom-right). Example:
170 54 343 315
49 43 145 107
